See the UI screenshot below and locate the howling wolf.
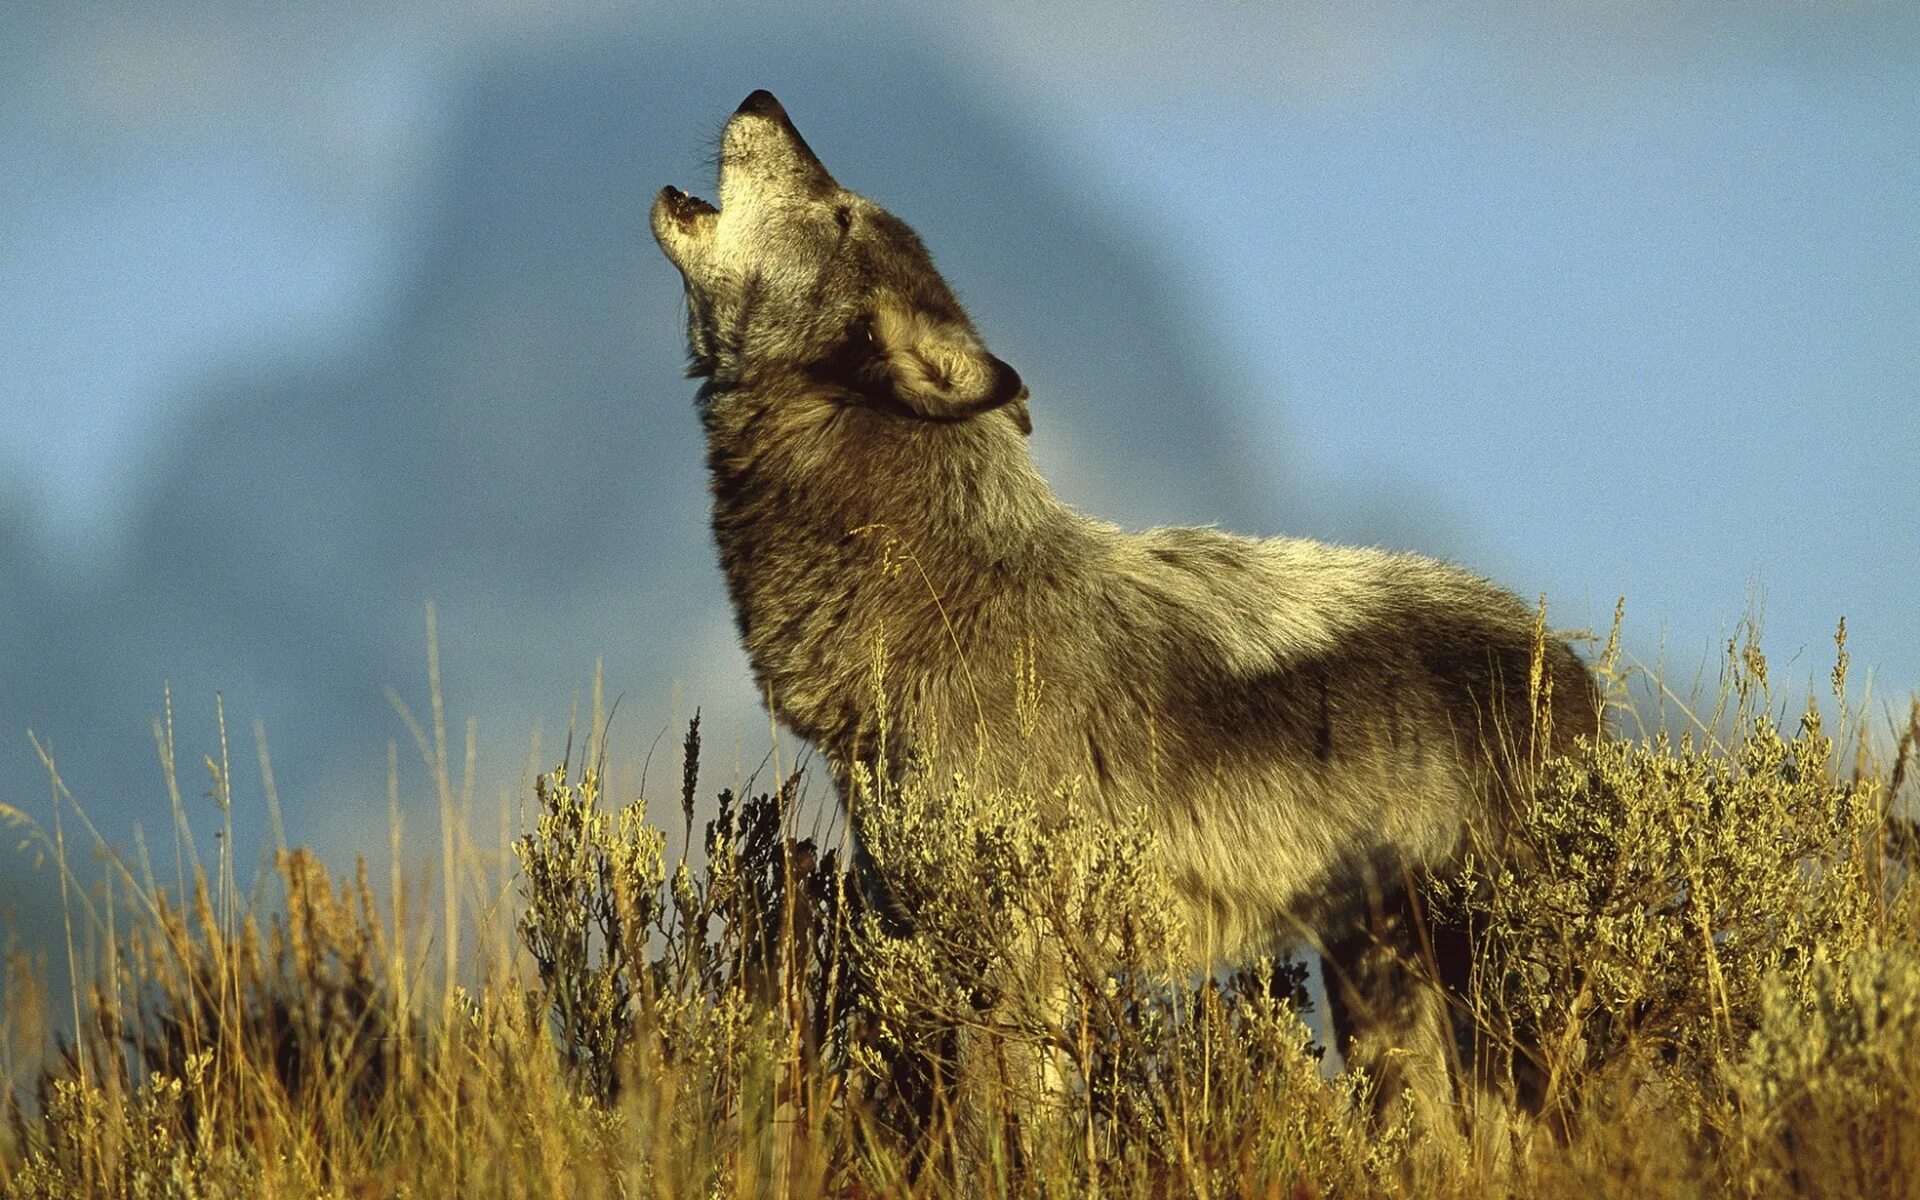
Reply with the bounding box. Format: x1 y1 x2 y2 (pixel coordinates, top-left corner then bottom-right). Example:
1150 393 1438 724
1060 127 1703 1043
650 90 1602 1127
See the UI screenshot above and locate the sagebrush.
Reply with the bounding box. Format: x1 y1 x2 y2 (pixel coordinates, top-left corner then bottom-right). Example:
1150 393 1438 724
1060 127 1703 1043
3 625 1919 1198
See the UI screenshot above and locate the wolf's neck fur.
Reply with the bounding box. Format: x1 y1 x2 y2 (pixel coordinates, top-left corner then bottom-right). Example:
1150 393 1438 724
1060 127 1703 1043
701 376 1082 758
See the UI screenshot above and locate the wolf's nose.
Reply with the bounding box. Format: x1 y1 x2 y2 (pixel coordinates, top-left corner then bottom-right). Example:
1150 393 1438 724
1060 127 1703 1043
736 89 785 118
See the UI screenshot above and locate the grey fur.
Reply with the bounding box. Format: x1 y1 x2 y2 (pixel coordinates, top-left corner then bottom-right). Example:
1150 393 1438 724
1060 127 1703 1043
652 91 1603 1126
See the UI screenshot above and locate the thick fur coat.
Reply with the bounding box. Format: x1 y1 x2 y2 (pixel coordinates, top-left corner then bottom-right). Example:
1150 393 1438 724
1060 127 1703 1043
652 90 1602 1125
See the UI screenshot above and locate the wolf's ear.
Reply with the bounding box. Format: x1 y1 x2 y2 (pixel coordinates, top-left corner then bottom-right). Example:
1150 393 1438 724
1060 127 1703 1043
865 308 1031 434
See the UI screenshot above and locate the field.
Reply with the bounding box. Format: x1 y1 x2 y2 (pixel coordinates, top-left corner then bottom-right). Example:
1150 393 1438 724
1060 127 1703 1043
4 612 1919 1199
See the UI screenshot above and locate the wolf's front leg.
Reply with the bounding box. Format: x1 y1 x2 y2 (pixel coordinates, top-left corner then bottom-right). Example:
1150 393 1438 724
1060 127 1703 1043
949 926 1074 1179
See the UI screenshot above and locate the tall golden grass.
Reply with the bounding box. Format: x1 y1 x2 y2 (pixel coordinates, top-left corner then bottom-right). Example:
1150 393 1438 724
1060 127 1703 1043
3 606 1918 1198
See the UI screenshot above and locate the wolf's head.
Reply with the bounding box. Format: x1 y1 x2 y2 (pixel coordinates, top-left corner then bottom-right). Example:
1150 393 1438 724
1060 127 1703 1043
651 91 1029 433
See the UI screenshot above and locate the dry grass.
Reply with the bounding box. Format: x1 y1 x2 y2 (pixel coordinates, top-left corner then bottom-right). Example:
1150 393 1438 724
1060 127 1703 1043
3 608 1919 1199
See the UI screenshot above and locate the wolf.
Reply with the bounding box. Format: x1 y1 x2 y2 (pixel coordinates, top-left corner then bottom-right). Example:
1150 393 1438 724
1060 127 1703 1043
650 90 1602 1132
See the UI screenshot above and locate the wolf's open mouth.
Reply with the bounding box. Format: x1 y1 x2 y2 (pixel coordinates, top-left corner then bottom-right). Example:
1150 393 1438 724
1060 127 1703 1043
661 186 717 223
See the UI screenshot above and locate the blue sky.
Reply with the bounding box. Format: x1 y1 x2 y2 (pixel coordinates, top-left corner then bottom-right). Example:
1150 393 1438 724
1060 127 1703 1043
1083 45 1920 710
2 0 1916 840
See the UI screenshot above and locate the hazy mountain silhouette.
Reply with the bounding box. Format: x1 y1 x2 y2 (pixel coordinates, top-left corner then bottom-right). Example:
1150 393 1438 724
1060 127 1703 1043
4 12 1324 950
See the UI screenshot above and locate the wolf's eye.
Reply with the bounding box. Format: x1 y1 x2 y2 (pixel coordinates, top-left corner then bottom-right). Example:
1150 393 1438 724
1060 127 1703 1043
846 314 876 345
833 206 854 233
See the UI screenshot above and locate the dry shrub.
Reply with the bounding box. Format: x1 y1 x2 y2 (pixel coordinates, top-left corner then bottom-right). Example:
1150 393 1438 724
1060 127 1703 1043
843 756 1384 1194
1729 943 1920 1196
1444 713 1883 1114
5 851 407 1198
3 621 1917 1199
